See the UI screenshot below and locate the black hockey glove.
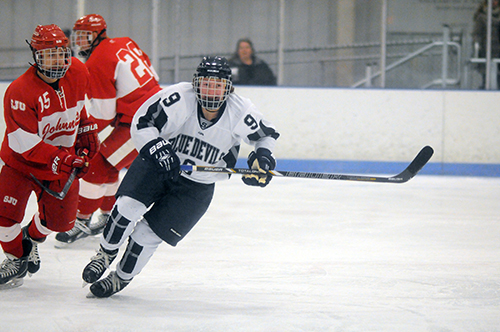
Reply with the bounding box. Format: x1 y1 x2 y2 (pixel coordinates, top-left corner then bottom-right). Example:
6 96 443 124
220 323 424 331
140 137 181 181
241 148 276 188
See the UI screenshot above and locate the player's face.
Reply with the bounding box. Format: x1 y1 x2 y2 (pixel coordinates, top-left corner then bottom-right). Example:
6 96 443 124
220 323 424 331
199 77 227 100
38 47 70 70
193 73 232 113
71 30 93 53
35 46 71 81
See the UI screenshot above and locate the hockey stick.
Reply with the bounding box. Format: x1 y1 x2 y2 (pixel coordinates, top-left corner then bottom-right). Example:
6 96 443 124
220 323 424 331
180 145 434 184
30 150 89 200
31 168 78 200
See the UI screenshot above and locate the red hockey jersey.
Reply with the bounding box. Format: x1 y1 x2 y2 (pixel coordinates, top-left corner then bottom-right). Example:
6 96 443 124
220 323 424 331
0 59 92 181
85 37 161 130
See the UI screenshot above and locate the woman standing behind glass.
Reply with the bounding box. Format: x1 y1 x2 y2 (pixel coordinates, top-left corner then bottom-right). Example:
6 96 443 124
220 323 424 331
228 38 277 86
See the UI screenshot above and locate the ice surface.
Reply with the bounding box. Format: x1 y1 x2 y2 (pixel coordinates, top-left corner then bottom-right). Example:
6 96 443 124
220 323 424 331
0 175 499 332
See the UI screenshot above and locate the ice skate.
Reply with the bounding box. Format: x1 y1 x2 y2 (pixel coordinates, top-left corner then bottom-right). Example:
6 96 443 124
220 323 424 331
82 246 118 284
87 271 131 298
89 213 108 236
22 225 45 276
0 240 32 290
54 217 92 248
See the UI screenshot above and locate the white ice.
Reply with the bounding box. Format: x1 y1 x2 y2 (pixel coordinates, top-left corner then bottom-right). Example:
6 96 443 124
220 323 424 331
0 175 499 332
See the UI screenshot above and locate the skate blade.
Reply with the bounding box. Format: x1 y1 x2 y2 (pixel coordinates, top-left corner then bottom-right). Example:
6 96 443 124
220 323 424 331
54 238 87 248
89 228 105 236
54 234 90 249
0 278 24 290
54 241 71 249
86 291 98 298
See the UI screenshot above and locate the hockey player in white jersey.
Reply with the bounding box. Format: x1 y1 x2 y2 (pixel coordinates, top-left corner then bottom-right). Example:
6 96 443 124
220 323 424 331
82 56 280 297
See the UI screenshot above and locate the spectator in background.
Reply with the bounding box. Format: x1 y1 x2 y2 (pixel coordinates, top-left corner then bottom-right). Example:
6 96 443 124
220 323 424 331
228 38 277 86
472 0 500 88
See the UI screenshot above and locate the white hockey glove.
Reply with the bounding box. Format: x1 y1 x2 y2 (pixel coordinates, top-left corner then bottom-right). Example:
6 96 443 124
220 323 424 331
241 148 276 188
140 137 181 181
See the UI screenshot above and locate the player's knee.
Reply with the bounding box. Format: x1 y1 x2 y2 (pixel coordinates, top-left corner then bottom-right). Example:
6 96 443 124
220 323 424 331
0 217 21 242
116 196 148 222
40 216 69 233
102 206 134 245
130 220 163 247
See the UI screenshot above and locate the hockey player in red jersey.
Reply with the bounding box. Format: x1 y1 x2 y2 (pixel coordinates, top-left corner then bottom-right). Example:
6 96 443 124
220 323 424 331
55 14 162 246
0 24 100 289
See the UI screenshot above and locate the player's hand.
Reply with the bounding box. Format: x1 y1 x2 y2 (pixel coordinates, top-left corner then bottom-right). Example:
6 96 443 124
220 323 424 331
75 119 100 160
140 137 181 181
51 149 88 177
241 148 276 187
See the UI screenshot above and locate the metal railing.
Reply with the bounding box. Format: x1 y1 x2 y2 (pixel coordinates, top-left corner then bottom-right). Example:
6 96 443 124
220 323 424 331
467 58 500 89
352 26 461 89
154 29 463 89
0 29 464 89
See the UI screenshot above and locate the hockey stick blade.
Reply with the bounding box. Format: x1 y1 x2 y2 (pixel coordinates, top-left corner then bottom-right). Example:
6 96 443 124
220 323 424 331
180 145 434 184
388 145 434 183
31 167 78 200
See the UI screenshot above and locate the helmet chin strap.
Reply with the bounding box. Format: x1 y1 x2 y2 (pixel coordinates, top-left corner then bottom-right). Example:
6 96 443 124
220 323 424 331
25 42 47 81
80 29 107 58
200 107 220 122
35 68 58 84
204 108 219 113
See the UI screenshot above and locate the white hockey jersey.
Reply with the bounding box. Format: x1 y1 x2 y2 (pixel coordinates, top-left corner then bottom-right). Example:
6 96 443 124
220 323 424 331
131 82 279 184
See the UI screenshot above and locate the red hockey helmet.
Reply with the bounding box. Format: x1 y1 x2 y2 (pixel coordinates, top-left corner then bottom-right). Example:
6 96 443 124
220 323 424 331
30 24 69 51
29 24 71 79
73 14 107 35
71 14 107 58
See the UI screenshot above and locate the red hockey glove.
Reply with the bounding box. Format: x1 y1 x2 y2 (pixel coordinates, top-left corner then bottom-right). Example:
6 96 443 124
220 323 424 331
241 148 276 187
75 119 100 160
51 149 89 178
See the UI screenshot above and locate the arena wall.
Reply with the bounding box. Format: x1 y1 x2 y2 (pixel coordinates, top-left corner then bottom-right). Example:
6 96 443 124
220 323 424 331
1 82 499 176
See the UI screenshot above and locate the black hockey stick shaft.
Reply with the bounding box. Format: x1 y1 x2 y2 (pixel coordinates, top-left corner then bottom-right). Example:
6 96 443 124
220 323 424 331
31 168 78 200
180 145 434 184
